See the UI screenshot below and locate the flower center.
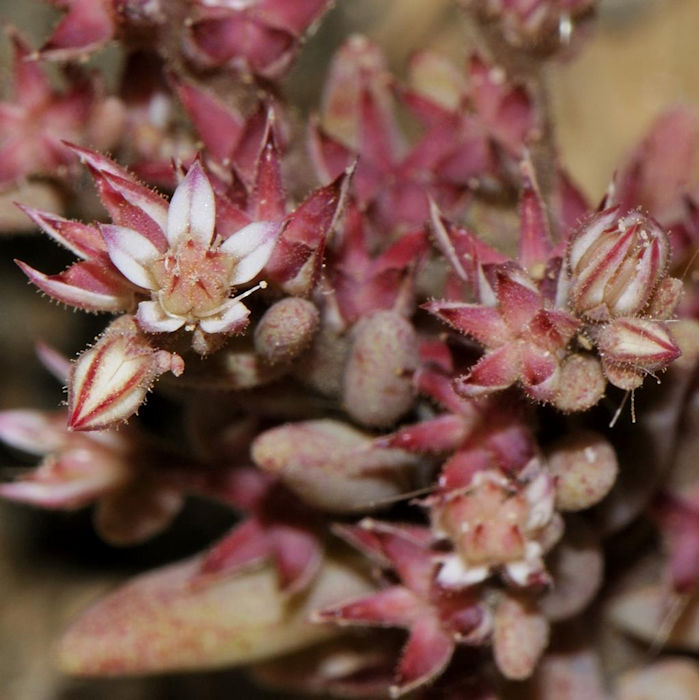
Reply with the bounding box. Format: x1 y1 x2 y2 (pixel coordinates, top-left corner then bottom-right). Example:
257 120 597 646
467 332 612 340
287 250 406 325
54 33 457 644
150 239 235 320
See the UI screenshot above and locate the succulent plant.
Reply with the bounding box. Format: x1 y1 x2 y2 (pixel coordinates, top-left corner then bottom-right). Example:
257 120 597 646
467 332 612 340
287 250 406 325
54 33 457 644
0 0 698 697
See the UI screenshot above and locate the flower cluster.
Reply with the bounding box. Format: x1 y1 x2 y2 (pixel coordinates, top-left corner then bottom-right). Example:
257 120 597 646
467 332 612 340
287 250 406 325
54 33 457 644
0 1 697 698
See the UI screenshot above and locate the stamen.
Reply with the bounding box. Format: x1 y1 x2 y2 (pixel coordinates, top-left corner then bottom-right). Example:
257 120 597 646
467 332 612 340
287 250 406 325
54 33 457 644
231 280 267 303
609 390 630 428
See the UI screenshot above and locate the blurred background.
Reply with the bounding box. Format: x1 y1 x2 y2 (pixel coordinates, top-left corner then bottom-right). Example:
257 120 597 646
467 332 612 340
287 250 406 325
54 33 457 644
0 0 697 697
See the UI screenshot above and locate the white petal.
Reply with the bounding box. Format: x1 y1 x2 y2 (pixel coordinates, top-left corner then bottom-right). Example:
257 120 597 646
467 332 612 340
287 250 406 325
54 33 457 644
505 554 543 587
136 301 185 333
199 299 250 334
101 224 160 290
437 554 489 588
167 161 215 247
221 221 280 285
525 471 555 530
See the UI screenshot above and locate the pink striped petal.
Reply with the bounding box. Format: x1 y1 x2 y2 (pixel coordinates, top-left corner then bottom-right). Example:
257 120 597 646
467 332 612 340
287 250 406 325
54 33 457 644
99 172 169 247
175 81 243 163
454 344 521 397
68 142 130 179
222 221 280 285
136 301 185 333
265 169 349 295
610 237 662 317
250 128 286 221
424 301 510 348
495 265 542 331
68 145 169 247
315 586 420 628
17 205 107 260
101 224 160 290
16 259 134 312
167 160 216 247
198 299 250 334
392 615 455 696
69 345 152 432
40 0 114 58
376 415 467 454
68 318 182 431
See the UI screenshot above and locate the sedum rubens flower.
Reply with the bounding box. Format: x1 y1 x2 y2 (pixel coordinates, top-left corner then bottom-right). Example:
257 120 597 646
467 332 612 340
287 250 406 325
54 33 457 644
19 150 281 356
315 521 492 697
426 262 581 403
102 160 277 344
431 466 557 588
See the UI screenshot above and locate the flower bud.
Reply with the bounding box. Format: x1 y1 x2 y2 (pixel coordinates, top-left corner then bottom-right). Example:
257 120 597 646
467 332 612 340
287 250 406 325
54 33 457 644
595 318 680 373
254 297 320 365
568 209 671 321
343 311 419 428
69 316 184 431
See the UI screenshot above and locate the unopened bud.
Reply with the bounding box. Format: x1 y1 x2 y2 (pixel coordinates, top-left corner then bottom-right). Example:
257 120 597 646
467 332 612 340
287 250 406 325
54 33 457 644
568 209 671 322
68 316 184 431
595 318 680 373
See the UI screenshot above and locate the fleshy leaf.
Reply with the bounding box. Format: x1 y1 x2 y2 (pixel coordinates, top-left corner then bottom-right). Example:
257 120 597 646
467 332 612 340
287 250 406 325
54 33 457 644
57 551 374 675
